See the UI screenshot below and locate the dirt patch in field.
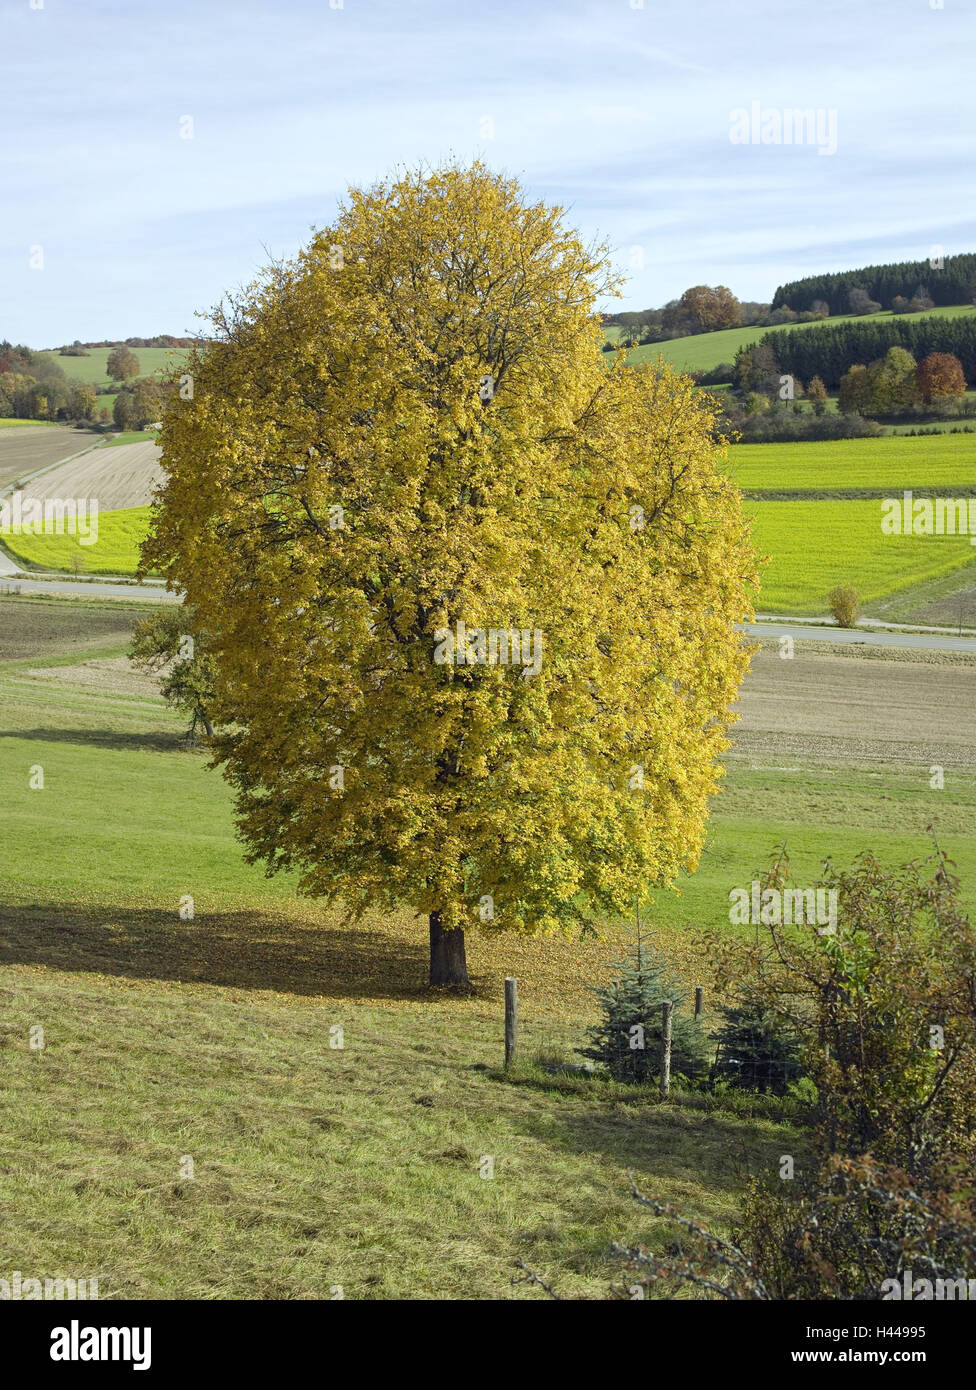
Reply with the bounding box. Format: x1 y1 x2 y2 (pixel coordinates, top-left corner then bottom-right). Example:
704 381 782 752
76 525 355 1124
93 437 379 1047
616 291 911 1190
0 595 158 662
19 440 163 511
734 646 976 768
25 655 164 699
905 581 976 630
0 426 97 489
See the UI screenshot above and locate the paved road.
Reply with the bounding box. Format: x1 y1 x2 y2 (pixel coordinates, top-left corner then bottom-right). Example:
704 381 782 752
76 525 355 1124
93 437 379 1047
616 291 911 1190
743 621 976 654
0 575 177 602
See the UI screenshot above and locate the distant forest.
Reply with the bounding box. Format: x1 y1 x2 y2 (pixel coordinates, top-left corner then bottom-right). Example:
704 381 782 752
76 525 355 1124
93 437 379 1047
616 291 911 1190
759 314 976 390
771 254 976 314
54 335 196 354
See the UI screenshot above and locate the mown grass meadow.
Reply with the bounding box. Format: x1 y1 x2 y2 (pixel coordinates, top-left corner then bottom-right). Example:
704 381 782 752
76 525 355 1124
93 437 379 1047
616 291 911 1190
2 597 975 1297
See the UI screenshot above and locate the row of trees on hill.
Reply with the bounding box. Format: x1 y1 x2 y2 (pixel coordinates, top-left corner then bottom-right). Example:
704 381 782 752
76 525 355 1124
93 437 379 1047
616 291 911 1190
607 286 741 344
58 335 195 352
610 254 976 349
758 313 976 389
772 252 976 313
723 338 969 437
0 341 71 419
604 285 819 346
734 340 968 414
838 348 967 415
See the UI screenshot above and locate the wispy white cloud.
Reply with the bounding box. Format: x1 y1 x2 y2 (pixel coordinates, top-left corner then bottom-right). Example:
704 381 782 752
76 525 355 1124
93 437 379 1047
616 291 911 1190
2 0 974 342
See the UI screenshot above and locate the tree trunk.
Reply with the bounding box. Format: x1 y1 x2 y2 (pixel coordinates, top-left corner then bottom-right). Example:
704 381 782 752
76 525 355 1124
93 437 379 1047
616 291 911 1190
429 910 469 987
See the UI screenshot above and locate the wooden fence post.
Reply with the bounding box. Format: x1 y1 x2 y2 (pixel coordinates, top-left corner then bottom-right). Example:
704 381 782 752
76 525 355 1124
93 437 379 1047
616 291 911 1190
695 986 704 1020
505 977 518 1069
659 1000 673 1098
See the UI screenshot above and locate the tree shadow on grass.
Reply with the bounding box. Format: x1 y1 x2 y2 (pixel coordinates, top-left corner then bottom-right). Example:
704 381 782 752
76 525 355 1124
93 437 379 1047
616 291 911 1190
0 727 187 754
495 1072 797 1197
0 901 448 1001
547 1099 787 1194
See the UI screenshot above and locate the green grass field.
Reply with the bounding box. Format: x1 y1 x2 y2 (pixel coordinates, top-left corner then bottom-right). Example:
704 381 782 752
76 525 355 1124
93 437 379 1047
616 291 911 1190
0 418 56 429
1 594 971 1297
39 346 192 389
101 430 156 447
618 304 976 374
0 597 811 1298
726 431 976 494
747 498 976 613
1 506 153 576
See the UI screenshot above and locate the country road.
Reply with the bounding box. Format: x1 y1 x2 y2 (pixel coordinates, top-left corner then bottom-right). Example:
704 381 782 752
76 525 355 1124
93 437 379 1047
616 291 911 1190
742 621 976 654
0 573 178 601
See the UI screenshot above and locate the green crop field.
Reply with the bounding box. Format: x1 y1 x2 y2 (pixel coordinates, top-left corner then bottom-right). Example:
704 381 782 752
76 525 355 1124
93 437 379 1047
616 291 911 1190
747 497 976 613
726 431 976 494
0 418 56 429
39 346 192 388
617 304 975 374
1 506 154 576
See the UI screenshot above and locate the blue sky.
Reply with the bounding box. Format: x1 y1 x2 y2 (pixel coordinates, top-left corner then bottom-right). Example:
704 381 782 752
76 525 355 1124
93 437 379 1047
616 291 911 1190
2 0 974 346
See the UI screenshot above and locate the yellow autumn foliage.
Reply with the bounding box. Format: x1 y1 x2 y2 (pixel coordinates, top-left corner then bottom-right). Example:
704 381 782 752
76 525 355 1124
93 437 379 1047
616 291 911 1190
143 162 758 974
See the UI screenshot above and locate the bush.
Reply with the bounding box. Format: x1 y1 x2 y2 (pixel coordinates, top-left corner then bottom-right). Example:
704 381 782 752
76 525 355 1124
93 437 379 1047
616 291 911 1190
614 847 976 1298
828 584 859 626
711 1002 804 1094
694 362 735 386
849 287 882 316
616 1154 976 1300
725 409 880 443
580 930 710 1085
763 306 797 327
709 845 976 1171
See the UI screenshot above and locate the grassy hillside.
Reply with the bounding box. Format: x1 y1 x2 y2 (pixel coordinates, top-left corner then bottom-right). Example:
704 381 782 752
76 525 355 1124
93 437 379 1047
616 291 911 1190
0 599 799 1298
39 346 192 388
3 595 974 1297
619 304 975 374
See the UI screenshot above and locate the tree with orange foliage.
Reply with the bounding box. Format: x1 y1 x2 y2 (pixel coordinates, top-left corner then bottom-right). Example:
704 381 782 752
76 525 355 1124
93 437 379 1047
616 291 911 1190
916 351 967 404
673 284 742 333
